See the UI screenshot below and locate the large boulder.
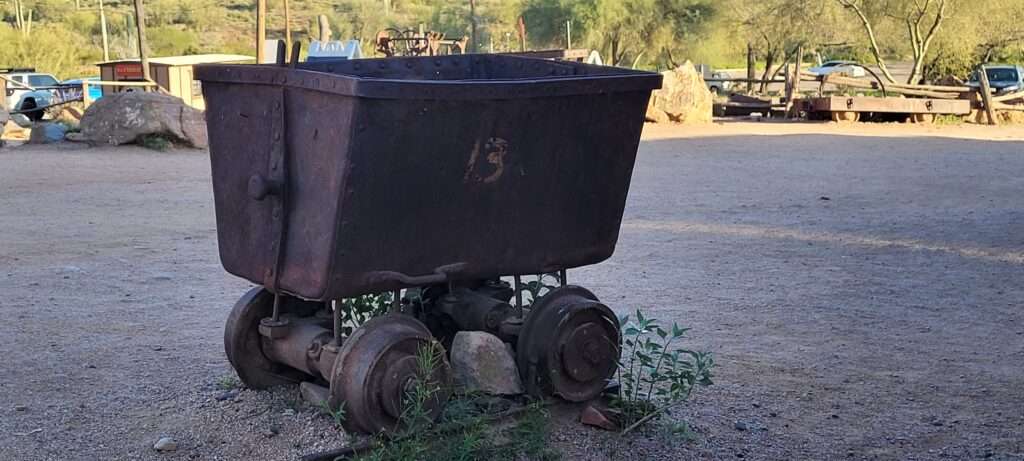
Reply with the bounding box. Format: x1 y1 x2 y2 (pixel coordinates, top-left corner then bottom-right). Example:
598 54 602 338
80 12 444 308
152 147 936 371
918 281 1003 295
75 91 208 148
646 61 713 124
450 331 523 395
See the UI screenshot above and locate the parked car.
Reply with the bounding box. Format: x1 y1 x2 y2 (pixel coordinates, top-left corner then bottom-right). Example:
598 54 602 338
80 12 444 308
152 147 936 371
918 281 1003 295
2 70 61 121
967 65 1023 95
61 77 104 102
808 60 867 78
707 71 733 95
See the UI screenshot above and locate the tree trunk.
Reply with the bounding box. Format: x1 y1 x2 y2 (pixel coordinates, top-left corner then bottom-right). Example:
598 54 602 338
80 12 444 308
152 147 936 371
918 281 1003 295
838 0 897 83
316 15 331 42
746 42 755 94
469 0 477 53
759 47 777 94
905 0 948 84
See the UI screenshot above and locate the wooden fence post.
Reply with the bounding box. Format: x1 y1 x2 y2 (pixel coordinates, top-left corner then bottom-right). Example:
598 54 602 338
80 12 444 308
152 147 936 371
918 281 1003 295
978 66 998 126
256 0 267 63
82 81 92 107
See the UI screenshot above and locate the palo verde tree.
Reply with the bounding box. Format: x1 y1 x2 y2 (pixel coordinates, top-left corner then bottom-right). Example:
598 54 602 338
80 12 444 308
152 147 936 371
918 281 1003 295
523 0 714 69
837 0 952 84
726 0 852 92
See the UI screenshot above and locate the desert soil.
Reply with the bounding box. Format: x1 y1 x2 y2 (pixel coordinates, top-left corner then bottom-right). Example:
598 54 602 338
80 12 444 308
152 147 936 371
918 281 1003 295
1 121 1022 460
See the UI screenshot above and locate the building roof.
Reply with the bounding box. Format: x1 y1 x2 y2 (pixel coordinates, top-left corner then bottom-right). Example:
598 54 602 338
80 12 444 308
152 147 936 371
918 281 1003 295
97 54 254 67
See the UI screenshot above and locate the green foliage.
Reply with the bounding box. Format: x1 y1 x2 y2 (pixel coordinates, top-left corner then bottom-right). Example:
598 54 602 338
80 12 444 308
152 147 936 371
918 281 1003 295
355 402 558 461
3 0 1019 85
516 272 561 306
352 343 558 461
613 310 714 431
336 292 393 334
523 0 714 69
320 399 347 429
147 26 200 56
216 374 241 390
0 24 101 78
138 133 172 151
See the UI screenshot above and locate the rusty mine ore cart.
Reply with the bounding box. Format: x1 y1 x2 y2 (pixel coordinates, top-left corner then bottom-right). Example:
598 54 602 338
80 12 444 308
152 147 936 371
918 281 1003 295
195 54 661 434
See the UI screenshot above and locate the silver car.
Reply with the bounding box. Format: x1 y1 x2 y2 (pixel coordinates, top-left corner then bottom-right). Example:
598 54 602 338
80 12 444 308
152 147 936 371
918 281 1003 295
968 65 1024 95
2 72 60 121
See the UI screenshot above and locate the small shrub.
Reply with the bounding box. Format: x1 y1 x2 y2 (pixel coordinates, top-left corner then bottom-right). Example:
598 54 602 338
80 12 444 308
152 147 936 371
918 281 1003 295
613 310 714 433
335 292 393 334
216 374 240 390
934 114 964 125
138 134 172 151
320 400 346 429
515 272 562 306
352 343 559 461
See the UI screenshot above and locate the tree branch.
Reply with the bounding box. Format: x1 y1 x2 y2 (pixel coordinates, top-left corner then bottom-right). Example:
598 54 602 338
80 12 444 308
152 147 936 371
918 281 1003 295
837 0 897 83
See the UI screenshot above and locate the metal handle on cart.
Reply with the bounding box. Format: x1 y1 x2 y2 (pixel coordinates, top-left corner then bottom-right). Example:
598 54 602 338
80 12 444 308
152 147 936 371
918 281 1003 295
248 173 282 201
365 262 469 286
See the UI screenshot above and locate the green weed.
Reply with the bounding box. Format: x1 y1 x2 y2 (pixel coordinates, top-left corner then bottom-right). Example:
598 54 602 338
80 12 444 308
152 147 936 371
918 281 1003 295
138 134 172 151
613 310 714 434
215 374 240 390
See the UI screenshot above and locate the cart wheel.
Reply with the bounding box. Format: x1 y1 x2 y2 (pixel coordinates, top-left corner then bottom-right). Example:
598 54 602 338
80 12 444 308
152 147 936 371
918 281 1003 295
224 287 319 389
831 111 860 122
517 286 620 402
328 315 452 434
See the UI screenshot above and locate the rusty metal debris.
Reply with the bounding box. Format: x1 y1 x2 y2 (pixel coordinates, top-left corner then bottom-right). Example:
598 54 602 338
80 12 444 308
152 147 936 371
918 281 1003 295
197 53 660 434
375 28 468 57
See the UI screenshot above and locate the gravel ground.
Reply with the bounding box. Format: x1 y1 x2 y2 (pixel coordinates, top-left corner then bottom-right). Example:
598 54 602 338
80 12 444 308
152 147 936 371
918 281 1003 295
1 122 1022 460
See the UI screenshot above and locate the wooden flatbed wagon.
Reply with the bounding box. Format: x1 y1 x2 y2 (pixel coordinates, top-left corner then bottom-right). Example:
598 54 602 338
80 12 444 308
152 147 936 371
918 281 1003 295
800 95 972 123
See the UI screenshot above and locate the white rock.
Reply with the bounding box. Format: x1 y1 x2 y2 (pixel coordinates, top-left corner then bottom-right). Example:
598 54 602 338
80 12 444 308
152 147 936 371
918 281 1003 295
450 331 523 395
153 436 177 452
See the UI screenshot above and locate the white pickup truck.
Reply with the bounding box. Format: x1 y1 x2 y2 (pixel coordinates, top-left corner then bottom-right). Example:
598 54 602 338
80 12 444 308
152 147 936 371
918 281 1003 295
2 69 61 121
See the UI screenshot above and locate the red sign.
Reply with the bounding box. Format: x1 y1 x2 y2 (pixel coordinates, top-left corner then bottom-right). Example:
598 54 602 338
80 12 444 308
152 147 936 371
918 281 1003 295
114 63 144 79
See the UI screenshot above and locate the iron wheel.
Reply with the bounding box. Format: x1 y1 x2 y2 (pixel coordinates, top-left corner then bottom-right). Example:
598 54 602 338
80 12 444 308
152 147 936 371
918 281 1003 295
327 315 452 434
223 286 319 389
517 285 620 402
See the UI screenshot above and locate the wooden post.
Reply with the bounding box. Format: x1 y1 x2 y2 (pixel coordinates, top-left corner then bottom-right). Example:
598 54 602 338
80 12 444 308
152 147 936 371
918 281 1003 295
133 0 151 83
82 81 92 107
283 0 291 56
787 45 803 117
256 0 267 64
978 66 998 126
746 43 755 94
99 0 110 62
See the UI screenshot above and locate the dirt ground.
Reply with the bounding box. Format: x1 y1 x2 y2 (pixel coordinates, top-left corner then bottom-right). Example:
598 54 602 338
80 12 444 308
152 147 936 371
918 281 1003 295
2 121 1023 461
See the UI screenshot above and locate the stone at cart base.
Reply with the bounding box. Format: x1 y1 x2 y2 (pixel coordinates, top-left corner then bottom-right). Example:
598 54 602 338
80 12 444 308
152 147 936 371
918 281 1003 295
28 122 68 144
153 437 177 452
299 381 330 408
645 60 713 124
450 331 523 396
580 403 619 432
77 92 208 148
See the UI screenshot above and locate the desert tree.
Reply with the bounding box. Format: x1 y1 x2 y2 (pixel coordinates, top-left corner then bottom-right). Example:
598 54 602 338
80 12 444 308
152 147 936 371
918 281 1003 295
837 0 952 84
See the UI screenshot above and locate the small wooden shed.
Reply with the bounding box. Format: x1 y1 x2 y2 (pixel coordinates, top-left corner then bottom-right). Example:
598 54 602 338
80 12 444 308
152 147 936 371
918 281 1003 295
97 54 252 110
